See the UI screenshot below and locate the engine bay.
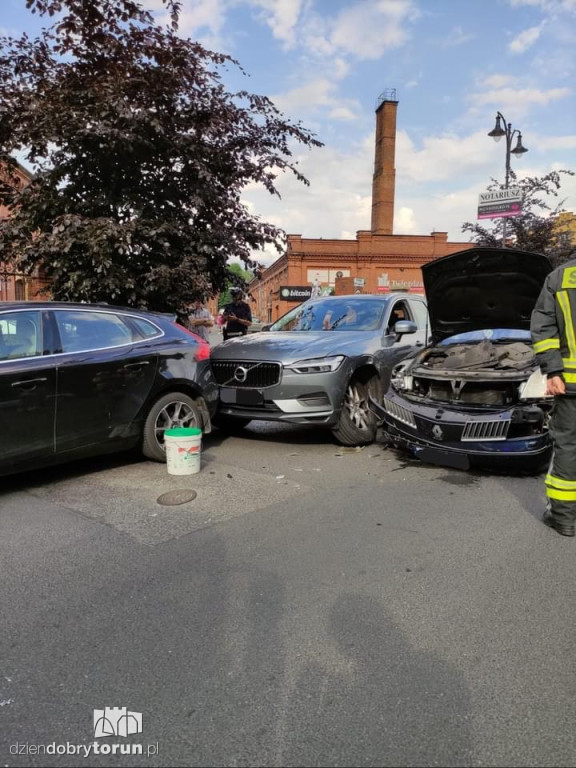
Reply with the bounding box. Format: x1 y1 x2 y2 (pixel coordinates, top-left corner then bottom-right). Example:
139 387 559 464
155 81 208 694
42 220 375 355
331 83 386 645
399 340 539 406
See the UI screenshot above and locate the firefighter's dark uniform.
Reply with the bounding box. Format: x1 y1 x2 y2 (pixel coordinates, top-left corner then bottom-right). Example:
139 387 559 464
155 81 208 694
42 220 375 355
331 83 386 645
531 256 576 532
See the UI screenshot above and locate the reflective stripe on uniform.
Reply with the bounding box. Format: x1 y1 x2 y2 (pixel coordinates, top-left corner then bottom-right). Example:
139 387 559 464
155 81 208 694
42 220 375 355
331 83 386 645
545 474 576 490
562 357 576 369
564 373 576 383
558 290 576 360
534 338 560 353
561 266 576 289
546 487 576 502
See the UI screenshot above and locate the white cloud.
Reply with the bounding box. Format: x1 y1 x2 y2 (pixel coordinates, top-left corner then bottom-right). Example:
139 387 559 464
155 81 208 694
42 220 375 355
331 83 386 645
530 49 574 78
536 134 576 149
396 130 498 183
241 136 374 245
332 58 351 79
272 78 360 121
468 85 571 119
508 24 544 53
483 74 515 88
247 0 304 48
287 0 418 63
508 0 576 11
329 0 419 60
437 25 475 48
394 207 417 233
329 106 357 121
144 0 229 48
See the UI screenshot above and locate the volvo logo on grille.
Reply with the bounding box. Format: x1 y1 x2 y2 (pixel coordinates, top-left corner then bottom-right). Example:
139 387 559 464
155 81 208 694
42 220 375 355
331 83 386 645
234 366 248 383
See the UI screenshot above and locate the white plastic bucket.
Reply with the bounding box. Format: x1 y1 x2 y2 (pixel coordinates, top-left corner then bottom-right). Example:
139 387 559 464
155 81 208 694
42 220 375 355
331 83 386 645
165 427 202 475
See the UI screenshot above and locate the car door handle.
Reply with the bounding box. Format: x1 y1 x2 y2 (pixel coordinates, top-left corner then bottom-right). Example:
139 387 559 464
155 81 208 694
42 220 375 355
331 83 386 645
11 377 48 389
122 361 150 370
415 341 424 347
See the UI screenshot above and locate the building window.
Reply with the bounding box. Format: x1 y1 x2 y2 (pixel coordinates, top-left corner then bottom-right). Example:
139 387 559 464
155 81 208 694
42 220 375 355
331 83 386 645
14 279 25 301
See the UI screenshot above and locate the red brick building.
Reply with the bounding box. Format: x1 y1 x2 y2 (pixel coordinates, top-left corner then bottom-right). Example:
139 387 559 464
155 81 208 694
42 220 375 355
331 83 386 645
0 161 50 301
247 91 473 323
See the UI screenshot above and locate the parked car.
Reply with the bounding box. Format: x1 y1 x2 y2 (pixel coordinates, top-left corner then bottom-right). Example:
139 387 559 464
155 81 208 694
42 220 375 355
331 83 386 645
211 293 429 445
0 301 217 477
247 317 268 334
370 247 553 472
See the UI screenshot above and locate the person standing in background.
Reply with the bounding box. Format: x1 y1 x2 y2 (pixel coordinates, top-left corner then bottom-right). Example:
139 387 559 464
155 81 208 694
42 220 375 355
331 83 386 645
222 287 252 341
187 299 214 343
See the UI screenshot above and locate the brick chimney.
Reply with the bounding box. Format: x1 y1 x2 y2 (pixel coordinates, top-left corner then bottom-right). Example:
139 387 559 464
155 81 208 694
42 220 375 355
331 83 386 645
371 90 398 236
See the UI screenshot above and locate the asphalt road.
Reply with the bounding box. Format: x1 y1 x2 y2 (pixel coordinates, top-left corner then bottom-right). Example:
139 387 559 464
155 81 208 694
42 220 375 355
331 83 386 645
1 421 576 768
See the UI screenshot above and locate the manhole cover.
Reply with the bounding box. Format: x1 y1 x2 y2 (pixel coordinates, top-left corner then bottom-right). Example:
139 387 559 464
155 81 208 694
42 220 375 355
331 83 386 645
157 489 198 506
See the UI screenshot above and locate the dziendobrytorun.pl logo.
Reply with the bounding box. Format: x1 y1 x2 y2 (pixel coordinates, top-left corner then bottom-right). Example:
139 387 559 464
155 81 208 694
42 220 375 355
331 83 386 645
10 706 159 758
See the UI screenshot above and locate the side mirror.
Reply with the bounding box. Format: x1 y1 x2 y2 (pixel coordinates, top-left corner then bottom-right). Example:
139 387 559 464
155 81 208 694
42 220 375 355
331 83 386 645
394 320 417 335
261 324 271 332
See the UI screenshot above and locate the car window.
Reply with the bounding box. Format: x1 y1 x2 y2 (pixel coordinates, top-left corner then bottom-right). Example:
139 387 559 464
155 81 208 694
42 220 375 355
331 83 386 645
270 298 386 332
54 310 135 353
128 316 162 340
0 310 43 361
386 300 412 334
408 299 428 330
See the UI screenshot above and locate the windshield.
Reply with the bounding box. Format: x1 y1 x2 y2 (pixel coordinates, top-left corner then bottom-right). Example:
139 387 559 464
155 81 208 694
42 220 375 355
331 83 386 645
269 298 387 332
440 328 531 345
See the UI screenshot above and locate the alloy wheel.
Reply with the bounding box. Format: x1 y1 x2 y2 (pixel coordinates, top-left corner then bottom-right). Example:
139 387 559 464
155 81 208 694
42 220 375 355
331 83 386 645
154 400 199 450
344 383 371 431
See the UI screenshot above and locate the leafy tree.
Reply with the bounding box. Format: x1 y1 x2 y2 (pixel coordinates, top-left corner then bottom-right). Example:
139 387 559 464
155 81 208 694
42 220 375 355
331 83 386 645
461 170 575 267
218 262 254 308
0 0 321 314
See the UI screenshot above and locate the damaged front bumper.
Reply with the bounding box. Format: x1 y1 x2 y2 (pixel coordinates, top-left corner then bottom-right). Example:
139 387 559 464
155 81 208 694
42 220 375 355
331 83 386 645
370 390 551 472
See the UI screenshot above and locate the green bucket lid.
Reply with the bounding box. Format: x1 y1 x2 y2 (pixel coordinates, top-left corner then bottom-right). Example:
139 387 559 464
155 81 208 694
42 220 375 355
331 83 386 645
164 427 202 437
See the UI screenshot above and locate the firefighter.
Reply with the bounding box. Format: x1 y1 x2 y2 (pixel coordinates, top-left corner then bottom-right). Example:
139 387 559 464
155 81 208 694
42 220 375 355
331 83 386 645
531 254 576 537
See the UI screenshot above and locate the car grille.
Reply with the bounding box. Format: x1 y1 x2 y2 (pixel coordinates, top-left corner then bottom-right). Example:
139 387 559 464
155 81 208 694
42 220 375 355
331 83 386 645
383 396 417 428
461 419 511 441
211 361 281 389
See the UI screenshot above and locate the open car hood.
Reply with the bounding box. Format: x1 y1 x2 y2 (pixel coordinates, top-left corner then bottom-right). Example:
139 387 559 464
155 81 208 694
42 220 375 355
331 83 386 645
422 247 552 343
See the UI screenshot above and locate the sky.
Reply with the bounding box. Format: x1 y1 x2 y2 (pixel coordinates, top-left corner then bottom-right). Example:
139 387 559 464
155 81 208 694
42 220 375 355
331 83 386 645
2 0 576 266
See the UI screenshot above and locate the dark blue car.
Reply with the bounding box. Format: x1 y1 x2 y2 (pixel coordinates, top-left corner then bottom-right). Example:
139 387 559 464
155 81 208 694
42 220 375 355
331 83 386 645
372 248 553 472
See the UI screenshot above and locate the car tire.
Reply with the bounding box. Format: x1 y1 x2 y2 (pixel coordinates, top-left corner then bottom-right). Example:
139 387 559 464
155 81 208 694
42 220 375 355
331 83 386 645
142 392 203 462
332 376 379 446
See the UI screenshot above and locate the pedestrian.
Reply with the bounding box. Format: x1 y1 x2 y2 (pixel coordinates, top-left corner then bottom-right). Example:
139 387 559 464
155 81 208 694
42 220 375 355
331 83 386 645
216 309 225 335
531 254 576 537
222 287 252 341
187 299 214 343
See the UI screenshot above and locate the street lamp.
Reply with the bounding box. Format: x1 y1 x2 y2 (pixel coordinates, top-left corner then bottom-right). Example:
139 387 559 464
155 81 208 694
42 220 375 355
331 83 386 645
488 111 528 245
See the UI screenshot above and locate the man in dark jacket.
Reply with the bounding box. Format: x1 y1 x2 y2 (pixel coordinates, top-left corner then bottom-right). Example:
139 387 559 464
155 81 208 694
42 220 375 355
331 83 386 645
531 255 576 537
222 288 252 341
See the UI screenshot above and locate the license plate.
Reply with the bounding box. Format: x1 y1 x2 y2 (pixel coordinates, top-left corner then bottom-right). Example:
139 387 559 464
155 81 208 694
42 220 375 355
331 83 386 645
415 447 470 470
220 388 237 404
237 389 264 406
220 389 264 406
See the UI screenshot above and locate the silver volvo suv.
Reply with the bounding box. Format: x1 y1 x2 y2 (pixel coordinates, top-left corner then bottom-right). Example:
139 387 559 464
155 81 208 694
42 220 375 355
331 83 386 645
211 293 429 445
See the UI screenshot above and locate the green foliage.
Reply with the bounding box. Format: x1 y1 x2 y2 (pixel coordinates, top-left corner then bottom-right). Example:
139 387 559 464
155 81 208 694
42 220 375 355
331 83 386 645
0 0 322 314
218 262 254 308
462 170 575 267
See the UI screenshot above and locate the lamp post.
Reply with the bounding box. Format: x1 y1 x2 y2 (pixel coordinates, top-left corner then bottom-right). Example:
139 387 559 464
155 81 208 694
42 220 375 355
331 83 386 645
487 111 528 246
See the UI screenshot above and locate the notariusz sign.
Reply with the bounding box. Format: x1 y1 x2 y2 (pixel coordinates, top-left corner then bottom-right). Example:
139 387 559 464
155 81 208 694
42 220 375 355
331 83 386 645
477 188 523 220
280 286 313 301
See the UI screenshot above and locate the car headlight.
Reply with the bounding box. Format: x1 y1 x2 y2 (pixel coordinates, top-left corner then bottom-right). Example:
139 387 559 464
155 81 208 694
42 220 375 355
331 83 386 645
519 368 552 400
391 361 413 391
287 355 345 374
